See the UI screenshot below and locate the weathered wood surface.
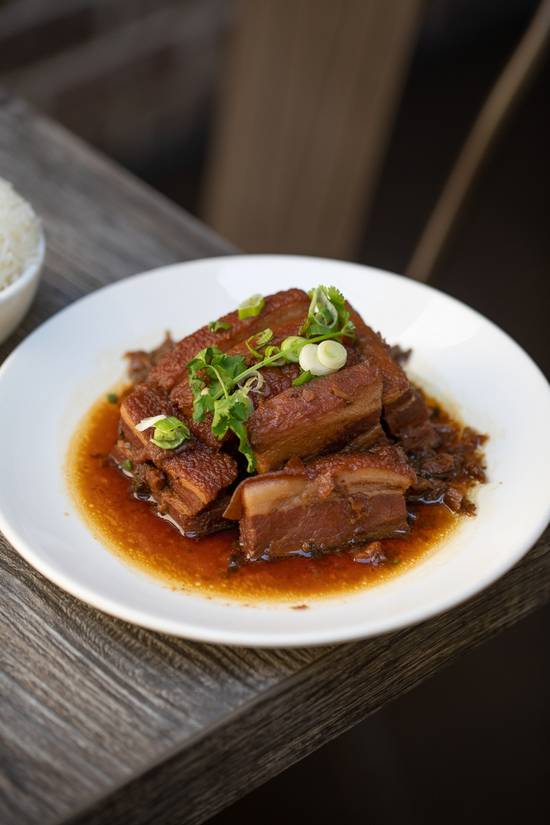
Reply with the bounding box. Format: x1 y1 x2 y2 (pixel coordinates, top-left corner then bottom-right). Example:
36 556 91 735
0 94 548 825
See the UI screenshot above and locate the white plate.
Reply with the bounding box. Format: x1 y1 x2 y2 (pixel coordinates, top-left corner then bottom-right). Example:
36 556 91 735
1 255 549 647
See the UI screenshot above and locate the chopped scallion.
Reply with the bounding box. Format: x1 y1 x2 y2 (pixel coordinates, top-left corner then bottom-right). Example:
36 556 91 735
292 370 314 387
208 320 232 333
238 293 265 320
298 343 332 376
136 414 167 432
246 328 273 359
317 339 347 371
280 335 307 363
150 416 190 450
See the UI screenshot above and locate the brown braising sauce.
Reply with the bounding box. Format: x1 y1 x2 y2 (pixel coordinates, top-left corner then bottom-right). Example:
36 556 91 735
67 391 464 602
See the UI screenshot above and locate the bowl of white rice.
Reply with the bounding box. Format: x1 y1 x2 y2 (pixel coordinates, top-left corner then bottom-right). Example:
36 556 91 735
0 177 45 345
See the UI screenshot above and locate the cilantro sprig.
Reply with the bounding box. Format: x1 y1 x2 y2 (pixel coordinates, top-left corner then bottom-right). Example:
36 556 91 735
301 286 355 340
188 345 287 471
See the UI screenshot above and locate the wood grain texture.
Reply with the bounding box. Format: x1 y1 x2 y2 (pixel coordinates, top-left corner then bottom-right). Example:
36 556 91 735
0 94 549 825
203 0 423 258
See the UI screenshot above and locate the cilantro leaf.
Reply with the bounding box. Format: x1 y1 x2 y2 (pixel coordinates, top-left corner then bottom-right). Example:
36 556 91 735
301 285 355 340
230 417 256 472
188 347 248 421
187 348 256 470
211 390 255 472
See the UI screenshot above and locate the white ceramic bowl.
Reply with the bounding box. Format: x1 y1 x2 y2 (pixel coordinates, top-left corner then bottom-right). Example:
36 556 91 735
0 230 45 345
0 255 549 646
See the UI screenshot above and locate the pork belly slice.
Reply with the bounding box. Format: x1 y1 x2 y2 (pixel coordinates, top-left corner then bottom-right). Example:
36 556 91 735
111 441 231 536
157 490 232 538
341 422 386 452
224 446 416 561
148 288 309 392
247 361 383 472
168 315 364 454
169 321 366 447
384 386 439 449
347 302 438 444
118 384 237 515
168 318 307 446
169 361 302 449
347 305 410 404
229 332 365 403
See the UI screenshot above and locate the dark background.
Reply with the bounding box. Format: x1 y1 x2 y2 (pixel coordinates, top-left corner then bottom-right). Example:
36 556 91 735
1 1 548 823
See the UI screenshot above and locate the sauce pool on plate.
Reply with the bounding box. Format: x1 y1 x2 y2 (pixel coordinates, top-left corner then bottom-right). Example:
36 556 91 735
67 392 458 603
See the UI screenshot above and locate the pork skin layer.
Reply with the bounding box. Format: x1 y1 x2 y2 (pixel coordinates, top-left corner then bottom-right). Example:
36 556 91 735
224 446 416 560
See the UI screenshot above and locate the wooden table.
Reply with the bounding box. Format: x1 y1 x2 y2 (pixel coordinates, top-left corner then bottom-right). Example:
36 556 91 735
1 93 549 825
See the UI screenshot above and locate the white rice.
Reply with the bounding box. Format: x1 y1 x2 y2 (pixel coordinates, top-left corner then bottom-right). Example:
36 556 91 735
0 178 41 292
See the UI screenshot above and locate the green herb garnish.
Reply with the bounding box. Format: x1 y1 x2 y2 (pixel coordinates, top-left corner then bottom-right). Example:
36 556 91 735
208 320 232 333
188 285 355 470
301 286 355 340
106 392 118 404
150 416 190 450
211 390 254 471
292 370 314 386
246 328 273 359
281 335 307 363
120 459 133 472
188 347 257 470
189 348 249 421
188 344 290 471
263 344 286 366
238 293 265 320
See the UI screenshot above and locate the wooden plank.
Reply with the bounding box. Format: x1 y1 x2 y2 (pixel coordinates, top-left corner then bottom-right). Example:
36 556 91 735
203 0 423 258
0 94 549 825
0 91 233 360
72 534 550 825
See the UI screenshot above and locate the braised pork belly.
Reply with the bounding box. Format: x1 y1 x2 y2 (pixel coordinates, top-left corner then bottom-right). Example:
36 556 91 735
113 383 238 535
113 285 486 561
148 288 309 392
247 361 383 472
223 446 415 560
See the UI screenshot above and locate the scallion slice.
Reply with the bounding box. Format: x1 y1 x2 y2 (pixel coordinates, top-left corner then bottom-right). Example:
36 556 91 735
317 339 347 371
136 414 167 432
150 416 190 449
208 320 232 332
238 293 265 320
280 335 307 363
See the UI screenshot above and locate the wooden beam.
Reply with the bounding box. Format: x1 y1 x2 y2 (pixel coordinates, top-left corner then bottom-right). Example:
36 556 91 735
203 0 423 258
